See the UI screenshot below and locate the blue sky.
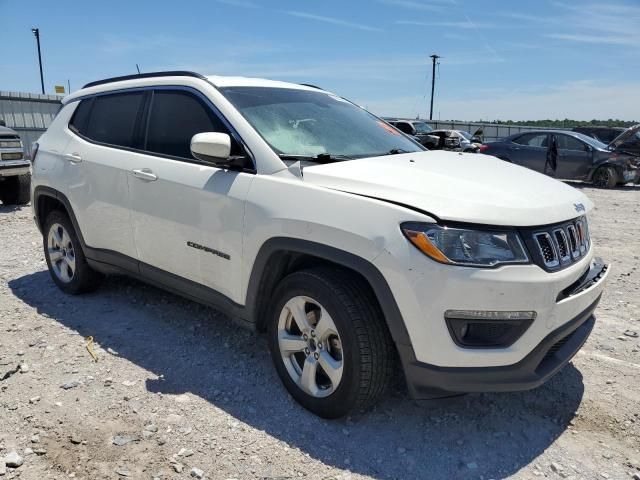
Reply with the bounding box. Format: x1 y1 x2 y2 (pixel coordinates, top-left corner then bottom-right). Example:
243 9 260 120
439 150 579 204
2 0 639 120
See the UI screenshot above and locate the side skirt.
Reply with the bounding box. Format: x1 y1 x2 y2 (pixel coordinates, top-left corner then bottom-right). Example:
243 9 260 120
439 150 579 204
86 250 254 331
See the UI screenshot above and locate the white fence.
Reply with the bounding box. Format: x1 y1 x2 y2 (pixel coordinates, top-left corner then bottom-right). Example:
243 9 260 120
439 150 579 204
422 120 565 142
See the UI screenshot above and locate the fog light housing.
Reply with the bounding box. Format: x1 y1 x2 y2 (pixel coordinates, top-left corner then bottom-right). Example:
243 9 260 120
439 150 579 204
444 310 536 348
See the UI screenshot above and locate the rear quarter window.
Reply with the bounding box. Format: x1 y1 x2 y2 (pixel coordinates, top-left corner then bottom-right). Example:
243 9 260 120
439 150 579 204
68 99 93 135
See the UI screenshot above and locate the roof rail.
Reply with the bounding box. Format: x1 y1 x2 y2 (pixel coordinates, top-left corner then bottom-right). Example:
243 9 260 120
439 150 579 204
82 71 206 89
299 83 324 90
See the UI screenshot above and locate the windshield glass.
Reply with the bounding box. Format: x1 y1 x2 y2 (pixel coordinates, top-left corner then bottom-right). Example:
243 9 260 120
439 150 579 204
572 132 607 150
413 122 432 134
459 131 473 141
220 87 423 159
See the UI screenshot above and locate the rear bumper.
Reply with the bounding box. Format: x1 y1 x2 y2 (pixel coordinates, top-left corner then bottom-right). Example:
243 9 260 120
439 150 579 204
401 293 600 399
0 160 31 177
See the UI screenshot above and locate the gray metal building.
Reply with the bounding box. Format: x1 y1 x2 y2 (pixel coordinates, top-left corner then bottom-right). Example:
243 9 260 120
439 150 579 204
0 91 62 158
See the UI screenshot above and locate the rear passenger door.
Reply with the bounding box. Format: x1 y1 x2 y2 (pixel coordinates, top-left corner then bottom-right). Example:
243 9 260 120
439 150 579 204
553 134 593 180
63 91 145 262
509 133 549 173
127 88 254 301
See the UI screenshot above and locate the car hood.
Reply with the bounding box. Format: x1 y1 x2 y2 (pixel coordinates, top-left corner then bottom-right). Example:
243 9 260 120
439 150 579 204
302 151 592 226
608 124 640 150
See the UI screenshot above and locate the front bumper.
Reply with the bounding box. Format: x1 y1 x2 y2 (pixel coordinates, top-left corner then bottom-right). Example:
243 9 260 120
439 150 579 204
0 160 31 177
374 231 608 398
400 293 600 398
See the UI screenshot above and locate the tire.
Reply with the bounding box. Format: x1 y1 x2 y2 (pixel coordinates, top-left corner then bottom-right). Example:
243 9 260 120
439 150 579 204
267 267 394 418
43 210 103 294
0 174 31 205
592 166 617 189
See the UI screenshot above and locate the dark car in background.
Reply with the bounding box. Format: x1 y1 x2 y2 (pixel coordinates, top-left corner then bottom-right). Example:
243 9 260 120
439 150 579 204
384 118 439 148
572 126 625 145
480 127 640 188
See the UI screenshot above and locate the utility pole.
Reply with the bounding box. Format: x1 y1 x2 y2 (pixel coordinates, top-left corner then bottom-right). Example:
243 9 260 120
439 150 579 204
429 54 440 120
31 28 45 94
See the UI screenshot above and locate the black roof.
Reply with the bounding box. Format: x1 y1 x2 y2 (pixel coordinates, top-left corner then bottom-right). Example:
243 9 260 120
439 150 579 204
83 71 206 89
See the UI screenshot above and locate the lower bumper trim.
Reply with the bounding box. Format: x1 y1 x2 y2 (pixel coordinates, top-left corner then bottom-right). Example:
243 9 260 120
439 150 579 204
401 294 601 400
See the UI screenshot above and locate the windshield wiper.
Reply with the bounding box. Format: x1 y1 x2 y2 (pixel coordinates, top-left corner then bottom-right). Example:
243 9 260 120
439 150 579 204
278 153 354 164
368 148 413 156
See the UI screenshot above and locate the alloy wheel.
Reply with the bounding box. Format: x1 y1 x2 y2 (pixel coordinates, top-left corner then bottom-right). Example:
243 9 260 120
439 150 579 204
277 296 344 398
47 223 76 283
593 168 610 188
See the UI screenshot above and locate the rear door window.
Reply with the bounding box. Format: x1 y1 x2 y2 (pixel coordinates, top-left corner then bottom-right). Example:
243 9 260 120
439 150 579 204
85 92 145 148
144 90 230 159
514 133 548 148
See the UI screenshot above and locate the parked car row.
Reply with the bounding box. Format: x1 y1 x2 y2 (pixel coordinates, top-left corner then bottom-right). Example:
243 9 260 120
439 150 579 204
480 126 640 188
384 118 481 152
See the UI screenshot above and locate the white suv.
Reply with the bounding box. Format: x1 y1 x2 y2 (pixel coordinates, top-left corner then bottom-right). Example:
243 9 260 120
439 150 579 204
32 71 608 418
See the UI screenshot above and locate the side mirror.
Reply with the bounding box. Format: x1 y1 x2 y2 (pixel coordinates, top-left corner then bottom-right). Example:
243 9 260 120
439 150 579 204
190 132 231 165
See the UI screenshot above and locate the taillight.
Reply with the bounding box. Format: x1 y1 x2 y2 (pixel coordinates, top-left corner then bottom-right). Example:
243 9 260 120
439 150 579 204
31 142 39 164
479 144 490 152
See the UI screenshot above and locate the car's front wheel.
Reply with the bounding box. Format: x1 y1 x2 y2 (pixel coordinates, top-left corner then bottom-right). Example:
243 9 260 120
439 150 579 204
593 166 618 188
268 267 394 418
43 210 103 294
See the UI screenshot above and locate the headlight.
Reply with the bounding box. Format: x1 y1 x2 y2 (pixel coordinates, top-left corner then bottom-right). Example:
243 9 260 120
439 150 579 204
401 223 529 267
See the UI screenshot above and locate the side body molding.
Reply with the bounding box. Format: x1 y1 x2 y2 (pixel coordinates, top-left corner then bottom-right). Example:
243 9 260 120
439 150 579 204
33 187 413 355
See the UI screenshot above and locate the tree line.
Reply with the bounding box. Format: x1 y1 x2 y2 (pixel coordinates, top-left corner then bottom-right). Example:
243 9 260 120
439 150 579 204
480 119 638 128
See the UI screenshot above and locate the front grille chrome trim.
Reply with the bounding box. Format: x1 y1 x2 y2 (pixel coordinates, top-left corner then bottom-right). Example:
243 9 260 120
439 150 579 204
534 232 559 268
524 216 591 271
553 228 571 263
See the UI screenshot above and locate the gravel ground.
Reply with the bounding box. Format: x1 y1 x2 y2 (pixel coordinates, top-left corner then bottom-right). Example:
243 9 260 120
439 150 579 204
0 184 639 480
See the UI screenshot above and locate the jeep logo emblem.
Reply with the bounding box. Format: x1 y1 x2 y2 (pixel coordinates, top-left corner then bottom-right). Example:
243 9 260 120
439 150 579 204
574 203 585 213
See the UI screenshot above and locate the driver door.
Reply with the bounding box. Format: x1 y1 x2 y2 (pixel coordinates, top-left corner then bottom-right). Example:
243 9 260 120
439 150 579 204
127 88 253 301
509 132 549 173
553 134 593 180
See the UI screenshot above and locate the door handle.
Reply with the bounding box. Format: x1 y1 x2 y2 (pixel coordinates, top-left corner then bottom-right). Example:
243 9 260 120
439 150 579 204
131 168 158 181
64 153 83 163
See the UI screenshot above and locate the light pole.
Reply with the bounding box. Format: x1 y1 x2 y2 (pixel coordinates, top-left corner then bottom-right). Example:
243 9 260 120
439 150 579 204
429 54 440 120
31 28 45 94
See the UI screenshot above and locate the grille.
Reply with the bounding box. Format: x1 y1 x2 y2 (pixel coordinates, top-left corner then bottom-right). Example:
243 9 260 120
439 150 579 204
543 331 573 361
553 229 570 261
535 233 558 267
525 216 590 271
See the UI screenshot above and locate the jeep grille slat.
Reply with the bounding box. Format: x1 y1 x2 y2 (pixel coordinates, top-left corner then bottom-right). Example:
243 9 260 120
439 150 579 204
534 233 559 268
527 216 590 271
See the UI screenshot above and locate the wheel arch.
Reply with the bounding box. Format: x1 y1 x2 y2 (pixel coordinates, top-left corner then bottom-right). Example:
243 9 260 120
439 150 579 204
586 162 622 182
33 186 87 247
246 237 412 349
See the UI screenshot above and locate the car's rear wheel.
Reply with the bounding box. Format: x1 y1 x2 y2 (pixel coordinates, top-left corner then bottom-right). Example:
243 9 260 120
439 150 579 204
43 211 103 294
0 174 31 205
593 166 617 189
267 267 394 418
